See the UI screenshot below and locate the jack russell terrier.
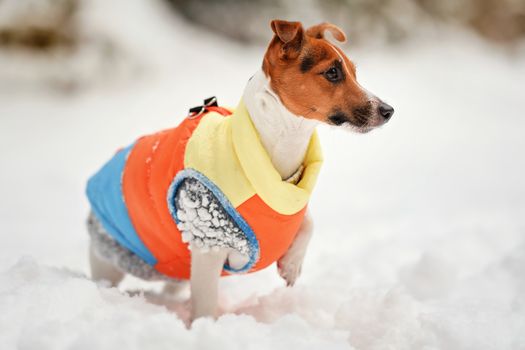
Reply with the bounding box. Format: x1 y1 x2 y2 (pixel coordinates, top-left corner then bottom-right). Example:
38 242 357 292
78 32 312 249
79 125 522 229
86 19 394 322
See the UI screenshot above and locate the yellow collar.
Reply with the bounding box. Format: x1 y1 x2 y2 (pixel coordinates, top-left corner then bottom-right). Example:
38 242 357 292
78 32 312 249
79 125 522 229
231 100 323 215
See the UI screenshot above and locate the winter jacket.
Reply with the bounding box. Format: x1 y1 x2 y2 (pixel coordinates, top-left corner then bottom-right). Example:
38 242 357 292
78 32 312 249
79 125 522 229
86 100 323 279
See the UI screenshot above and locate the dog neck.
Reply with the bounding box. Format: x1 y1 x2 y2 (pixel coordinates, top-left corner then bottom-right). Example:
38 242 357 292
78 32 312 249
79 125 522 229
243 70 319 180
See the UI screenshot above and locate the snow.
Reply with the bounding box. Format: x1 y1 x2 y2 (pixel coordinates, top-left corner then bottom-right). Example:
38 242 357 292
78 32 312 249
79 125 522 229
1 0 525 349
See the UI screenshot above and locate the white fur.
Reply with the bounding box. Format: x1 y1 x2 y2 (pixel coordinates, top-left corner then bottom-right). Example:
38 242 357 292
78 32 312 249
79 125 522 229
243 70 319 180
277 211 314 286
190 248 229 319
89 242 124 287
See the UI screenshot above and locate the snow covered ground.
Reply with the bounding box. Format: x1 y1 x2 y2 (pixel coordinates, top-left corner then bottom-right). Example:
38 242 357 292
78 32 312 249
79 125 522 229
1 1 525 349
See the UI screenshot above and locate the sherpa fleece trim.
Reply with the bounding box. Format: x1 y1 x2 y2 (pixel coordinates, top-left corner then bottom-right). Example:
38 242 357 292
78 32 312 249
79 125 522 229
167 168 260 273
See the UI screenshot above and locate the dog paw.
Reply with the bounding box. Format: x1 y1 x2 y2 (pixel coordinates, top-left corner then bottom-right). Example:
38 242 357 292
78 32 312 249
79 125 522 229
277 256 303 287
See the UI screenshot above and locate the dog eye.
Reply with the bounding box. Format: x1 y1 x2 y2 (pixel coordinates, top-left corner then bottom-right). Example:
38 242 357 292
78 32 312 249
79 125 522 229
324 66 342 83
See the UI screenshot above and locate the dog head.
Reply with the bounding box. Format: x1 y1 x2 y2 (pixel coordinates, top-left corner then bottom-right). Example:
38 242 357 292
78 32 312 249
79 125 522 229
262 20 394 133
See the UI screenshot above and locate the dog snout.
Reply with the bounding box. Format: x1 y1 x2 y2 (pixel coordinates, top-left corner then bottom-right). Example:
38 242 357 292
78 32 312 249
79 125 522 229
378 102 394 120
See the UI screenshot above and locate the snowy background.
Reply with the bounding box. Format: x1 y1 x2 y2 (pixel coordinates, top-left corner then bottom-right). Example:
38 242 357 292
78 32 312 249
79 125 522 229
1 0 525 349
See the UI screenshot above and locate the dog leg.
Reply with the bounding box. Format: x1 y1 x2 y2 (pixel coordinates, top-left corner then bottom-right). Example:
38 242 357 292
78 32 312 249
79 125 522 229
190 246 228 321
89 241 125 287
277 211 314 286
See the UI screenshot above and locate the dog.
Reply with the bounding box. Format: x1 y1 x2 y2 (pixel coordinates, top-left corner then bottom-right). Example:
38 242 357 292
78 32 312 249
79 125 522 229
86 19 394 322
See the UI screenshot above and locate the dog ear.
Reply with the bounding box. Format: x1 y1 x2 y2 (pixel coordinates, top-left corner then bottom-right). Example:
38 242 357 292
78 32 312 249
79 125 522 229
270 20 304 59
306 22 346 43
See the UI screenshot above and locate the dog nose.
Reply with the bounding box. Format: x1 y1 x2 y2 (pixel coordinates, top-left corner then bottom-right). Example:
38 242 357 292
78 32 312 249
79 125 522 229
378 102 394 120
